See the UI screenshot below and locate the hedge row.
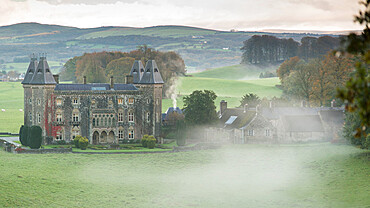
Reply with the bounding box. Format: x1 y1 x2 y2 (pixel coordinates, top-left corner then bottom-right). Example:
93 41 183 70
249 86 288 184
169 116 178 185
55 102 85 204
19 125 42 149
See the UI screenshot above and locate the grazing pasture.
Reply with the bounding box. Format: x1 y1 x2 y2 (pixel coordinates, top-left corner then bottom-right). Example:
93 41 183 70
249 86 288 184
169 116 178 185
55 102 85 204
0 143 369 207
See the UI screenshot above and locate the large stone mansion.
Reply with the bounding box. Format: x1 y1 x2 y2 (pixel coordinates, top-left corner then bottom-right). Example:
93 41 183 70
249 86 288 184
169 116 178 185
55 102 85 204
22 56 163 144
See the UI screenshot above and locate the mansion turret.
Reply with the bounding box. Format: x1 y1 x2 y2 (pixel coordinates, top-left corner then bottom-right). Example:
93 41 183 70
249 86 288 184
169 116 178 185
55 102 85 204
22 56 164 144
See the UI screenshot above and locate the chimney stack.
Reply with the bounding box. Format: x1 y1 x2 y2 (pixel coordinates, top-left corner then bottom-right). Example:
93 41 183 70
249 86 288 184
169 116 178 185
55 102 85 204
244 104 248 113
110 76 114 89
125 75 133 84
53 75 59 84
83 76 86 84
269 100 273 108
220 100 227 115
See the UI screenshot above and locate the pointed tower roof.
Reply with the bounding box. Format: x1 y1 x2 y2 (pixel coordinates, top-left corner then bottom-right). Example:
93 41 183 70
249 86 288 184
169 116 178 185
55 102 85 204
130 60 145 83
138 60 164 84
29 56 56 85
21 56 38 84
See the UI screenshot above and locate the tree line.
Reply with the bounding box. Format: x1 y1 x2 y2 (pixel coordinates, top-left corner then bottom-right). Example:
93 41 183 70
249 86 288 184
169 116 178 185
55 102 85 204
241 35 340 64
277 53 355 107
60 46 186 96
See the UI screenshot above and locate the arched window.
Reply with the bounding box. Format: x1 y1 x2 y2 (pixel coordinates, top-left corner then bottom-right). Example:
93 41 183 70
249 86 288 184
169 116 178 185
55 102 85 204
72 109 79 122
56 109 63 122
72 126 80 140
92 118 96 127
118 110 123 122
56 130 63 141
128 128 134 139
147 112 150 122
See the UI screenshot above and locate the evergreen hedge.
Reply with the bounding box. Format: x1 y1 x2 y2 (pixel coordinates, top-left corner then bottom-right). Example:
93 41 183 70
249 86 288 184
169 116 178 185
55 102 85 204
29 126 42 149
19 125 29 146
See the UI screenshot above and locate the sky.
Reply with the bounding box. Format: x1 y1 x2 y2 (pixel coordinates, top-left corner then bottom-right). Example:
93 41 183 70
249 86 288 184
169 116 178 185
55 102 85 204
0 0 364 31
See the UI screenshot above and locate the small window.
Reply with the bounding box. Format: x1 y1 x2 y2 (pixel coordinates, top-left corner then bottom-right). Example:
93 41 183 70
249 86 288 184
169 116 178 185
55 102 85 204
29 98 32 104
37 113 41 123
29 112 32 121
248 129 254 136
118 98 123 105
37 99 41 106
128 130 134 139
119 130 123 139
128 112 134 122
147 112 150 122
154 68 158 72
72 113 79 122
92 118 96 127
118 113 123 122
56 113 62 122
128 98 134 104
265 129 270 137
140 68 144 72
156 98 159 105
56 131 63 140
56 99 62 106
73 98 79 104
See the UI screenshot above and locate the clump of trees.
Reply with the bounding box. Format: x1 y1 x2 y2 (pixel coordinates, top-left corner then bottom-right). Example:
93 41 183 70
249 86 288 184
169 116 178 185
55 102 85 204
60 45 186 96
277 53 354 106
239 93 261 107
19 125 42 149
241 35 340 65
183 90 218 125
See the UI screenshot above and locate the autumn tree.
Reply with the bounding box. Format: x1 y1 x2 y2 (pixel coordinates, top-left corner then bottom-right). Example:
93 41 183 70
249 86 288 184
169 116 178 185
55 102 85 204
105 57 135 83
277 56 301 81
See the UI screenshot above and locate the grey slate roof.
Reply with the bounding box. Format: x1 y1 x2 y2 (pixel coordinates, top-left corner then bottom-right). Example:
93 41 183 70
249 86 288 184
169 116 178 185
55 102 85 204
21 57 38 84
29 57 56 85
261 107 344 120
130 60 145 84
219 108 256 129
139 60 164 84
319 110 345 127
55 83 138 91
282 115 324 132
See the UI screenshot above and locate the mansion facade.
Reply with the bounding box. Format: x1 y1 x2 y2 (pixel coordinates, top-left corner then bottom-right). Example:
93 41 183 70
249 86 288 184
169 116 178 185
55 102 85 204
22 56 163 144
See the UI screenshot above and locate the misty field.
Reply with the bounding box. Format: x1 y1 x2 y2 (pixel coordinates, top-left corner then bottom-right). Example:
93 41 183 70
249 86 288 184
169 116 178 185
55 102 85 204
0 143 369 207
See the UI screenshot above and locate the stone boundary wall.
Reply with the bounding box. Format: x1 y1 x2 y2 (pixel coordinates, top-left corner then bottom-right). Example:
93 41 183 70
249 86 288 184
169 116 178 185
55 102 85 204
16 148 72 154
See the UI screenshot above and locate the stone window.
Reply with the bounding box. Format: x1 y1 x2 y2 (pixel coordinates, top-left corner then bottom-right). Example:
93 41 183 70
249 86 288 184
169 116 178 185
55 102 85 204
56 113 62 122
147 99 150 104
56 131 63 140
72 109 79 122
29 98 32 104
91 99 96 108
118 130 123 139
72 126 80 139
118 112 123 122
29 112 32 121
108 100 113 108
73 98 79 104
56 99 62 106
128 111 134 122
118 98 123 105
37 113 41 123
156 98 159 105
147 112 150 122
128 98 134 104
128 129 134 139
92 118 96 127
247 129 254 136
37 99 41 106
265 129 270 137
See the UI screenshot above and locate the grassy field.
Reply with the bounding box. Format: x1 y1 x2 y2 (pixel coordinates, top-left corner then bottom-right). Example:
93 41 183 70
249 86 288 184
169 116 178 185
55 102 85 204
0 82 23 133
2 61 63 73
0 143 369 207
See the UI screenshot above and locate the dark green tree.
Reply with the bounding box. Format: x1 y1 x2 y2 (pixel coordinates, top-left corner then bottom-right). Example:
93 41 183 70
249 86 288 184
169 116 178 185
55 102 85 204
183 90 218 125
239 93 261 107
20 125 30 146
338 0 370 139
343 112 370 148
29 126 42 149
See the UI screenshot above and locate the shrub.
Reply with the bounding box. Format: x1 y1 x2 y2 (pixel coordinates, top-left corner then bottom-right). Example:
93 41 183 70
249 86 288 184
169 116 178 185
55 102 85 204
146 136 157 149
79 137 89 150
141 134 150 147
29 125 42 149
19 125 29 146
74 135 83 148
56 140 66 145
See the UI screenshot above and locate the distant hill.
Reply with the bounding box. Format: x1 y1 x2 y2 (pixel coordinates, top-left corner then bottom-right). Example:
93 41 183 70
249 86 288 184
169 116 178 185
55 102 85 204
0 22 339 71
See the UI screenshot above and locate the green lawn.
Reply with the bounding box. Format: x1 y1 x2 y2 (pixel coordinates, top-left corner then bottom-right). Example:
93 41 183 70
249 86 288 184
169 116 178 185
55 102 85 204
0 143 369 207
0 82 23 133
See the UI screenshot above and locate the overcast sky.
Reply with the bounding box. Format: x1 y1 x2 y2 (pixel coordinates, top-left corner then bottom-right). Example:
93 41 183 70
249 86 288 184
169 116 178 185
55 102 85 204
1 0 364 31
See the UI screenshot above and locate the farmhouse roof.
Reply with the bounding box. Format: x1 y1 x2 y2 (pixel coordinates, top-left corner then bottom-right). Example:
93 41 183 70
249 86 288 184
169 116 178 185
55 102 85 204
219 108 256 129
29 57 57 85
55 83 138 91
282 115 324 132
22 57 38 84
139 60 164 84
130 60 145 84
261 107 344 120
319 109 345 127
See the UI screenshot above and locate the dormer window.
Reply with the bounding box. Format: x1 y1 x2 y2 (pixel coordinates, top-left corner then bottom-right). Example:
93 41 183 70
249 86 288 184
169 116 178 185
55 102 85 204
56 99 62 106
146 68 150 72
140 68 144 72
46 68 50 73
128 98 134 104
118 98 123 105
154 68 158 72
